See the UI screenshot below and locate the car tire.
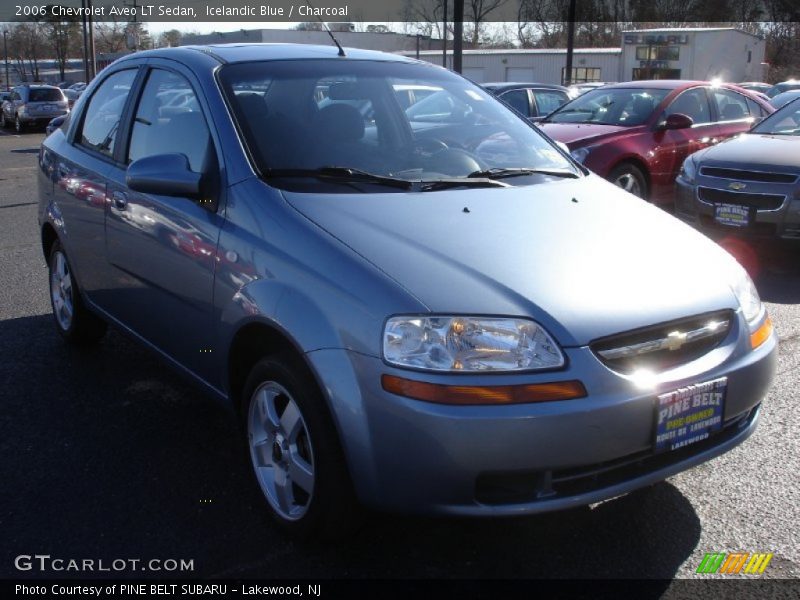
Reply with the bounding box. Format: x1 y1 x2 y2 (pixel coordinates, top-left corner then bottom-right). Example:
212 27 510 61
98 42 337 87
48 240 107 345
608 163 648 200
0 111 6 128
242 355 361 540
15 114 24 133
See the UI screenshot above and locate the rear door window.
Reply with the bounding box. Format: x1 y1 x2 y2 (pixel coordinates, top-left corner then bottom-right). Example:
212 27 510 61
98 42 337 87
78 69 137 158
712 89 751 122
499 90 530 117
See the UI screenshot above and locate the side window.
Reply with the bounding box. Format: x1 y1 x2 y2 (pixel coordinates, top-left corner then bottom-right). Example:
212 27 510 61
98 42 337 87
713 89 750 122
664 88 712 125
532 90 569 116
500 90 530 117
127 69 211 173
745 97 767 118
78 69 137 157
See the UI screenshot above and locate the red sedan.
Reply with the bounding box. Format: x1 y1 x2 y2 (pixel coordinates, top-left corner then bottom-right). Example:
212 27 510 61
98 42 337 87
540 80 774 205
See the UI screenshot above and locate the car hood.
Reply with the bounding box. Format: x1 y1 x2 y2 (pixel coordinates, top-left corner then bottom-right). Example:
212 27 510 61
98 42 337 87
694 132 800 168
283 175 741 347
539 122 638 148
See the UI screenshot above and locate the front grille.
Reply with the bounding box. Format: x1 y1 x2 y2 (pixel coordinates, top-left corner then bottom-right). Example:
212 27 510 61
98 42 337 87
590 310 733 375
699 167 798 184
474 406 757 505
698 187 785 210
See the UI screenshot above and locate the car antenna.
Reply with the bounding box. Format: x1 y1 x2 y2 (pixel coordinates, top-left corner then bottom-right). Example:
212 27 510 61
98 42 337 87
306 1 346 57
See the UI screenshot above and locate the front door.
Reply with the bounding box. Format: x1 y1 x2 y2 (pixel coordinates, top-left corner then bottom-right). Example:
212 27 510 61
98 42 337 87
650 86 720 202
104 66 224 380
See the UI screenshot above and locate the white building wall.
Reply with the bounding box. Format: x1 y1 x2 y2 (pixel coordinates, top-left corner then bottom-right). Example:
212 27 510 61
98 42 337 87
415 50 621 85
621 29 765 83
692 30 765 82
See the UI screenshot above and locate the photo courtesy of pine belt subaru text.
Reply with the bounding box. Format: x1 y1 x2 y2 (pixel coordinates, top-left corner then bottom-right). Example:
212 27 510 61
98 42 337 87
37 43 777 539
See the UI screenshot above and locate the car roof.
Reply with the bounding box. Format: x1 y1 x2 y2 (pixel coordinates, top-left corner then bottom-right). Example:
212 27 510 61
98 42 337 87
603 80 712 90
483 82 569 92
117 43 419 66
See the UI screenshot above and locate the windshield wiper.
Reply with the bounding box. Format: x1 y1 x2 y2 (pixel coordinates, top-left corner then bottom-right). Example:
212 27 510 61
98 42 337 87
264 167 413 189
418 177 510 191
467 167 579 180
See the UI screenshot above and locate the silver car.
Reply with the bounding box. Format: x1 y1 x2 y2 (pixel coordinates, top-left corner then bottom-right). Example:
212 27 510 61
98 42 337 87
676 97 800 241
1 84 69 132
37 44 776 539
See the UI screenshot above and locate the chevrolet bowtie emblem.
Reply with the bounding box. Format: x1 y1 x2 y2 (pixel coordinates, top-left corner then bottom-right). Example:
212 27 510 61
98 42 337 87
665 331 688 351
728 181 747 191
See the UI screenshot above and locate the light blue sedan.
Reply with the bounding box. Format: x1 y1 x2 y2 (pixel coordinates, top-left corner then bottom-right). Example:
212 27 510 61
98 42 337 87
37 43 776 538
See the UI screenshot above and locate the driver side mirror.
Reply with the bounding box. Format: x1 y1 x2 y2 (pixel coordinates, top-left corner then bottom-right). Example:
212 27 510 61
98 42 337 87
659 113 694 130
126 153 202 199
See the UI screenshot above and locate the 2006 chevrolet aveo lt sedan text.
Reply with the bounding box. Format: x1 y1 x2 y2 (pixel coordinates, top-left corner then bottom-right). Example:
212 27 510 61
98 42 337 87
37 44 776 538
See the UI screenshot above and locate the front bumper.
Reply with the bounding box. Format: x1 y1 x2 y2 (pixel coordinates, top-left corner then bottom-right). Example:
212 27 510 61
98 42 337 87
306 312 777 516
675 176 800 241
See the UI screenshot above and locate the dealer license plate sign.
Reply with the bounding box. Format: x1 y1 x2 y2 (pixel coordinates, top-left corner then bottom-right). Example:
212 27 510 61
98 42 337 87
714 203 749 227
654 377 726 453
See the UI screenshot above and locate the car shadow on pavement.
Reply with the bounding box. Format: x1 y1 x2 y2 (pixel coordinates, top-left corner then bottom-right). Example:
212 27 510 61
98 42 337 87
0 314 698 584
713 236 800 304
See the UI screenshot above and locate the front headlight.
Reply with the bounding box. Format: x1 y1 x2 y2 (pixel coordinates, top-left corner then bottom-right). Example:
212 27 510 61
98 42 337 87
678 155 698 184
730 269 764 325
383 316 565 372
570 147 591 163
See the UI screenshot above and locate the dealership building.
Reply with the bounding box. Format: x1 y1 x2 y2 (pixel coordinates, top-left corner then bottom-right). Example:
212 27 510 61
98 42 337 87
412 28 766 85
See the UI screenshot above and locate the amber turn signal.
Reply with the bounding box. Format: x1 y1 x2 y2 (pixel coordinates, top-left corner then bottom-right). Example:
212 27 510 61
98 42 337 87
381 374 587 406
750 315 773 350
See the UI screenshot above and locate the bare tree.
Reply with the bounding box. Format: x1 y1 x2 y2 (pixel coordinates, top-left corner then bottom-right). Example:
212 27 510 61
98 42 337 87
6 22 46 81
42 11 81 81
94 21 128 54
465 0 509 46
156 29 182 48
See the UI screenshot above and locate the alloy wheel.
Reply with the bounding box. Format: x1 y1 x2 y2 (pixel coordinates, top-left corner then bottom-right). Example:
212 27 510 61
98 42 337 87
247 381 315 521
614 172 643 197
50 250 74 331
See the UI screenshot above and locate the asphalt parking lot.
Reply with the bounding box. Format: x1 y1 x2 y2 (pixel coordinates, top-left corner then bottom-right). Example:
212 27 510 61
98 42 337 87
1 129 799 584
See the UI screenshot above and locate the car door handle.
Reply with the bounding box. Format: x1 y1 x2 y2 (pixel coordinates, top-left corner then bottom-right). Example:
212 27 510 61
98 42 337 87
112 191 128 210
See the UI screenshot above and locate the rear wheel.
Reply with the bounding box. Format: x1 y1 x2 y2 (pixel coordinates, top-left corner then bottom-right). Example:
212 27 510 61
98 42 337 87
243 356 360 539
48 240 107 345
608 163 648 199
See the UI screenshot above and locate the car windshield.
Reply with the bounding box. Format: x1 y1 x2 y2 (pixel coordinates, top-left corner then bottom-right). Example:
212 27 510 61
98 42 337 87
29 88 64 102
545 87 670 126
218 59 578 191
751 98 800 135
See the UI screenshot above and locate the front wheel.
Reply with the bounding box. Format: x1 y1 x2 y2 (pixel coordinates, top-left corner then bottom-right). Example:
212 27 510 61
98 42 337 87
243 356 360 539
608 163 648 199
0 111 6 128
48 240 107 345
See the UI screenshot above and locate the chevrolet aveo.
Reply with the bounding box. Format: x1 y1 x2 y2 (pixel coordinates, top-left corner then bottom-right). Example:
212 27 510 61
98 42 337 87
38 44 777 538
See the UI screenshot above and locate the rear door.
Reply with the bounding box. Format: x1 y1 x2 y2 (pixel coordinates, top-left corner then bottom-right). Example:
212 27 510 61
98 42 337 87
50 68 140 299
104 64 225 379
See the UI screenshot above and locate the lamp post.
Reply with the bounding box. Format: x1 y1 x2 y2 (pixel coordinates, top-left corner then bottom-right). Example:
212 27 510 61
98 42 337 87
3 30 9 91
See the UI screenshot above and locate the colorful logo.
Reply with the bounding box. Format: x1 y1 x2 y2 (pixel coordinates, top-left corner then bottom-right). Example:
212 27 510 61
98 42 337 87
696 552 773 575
